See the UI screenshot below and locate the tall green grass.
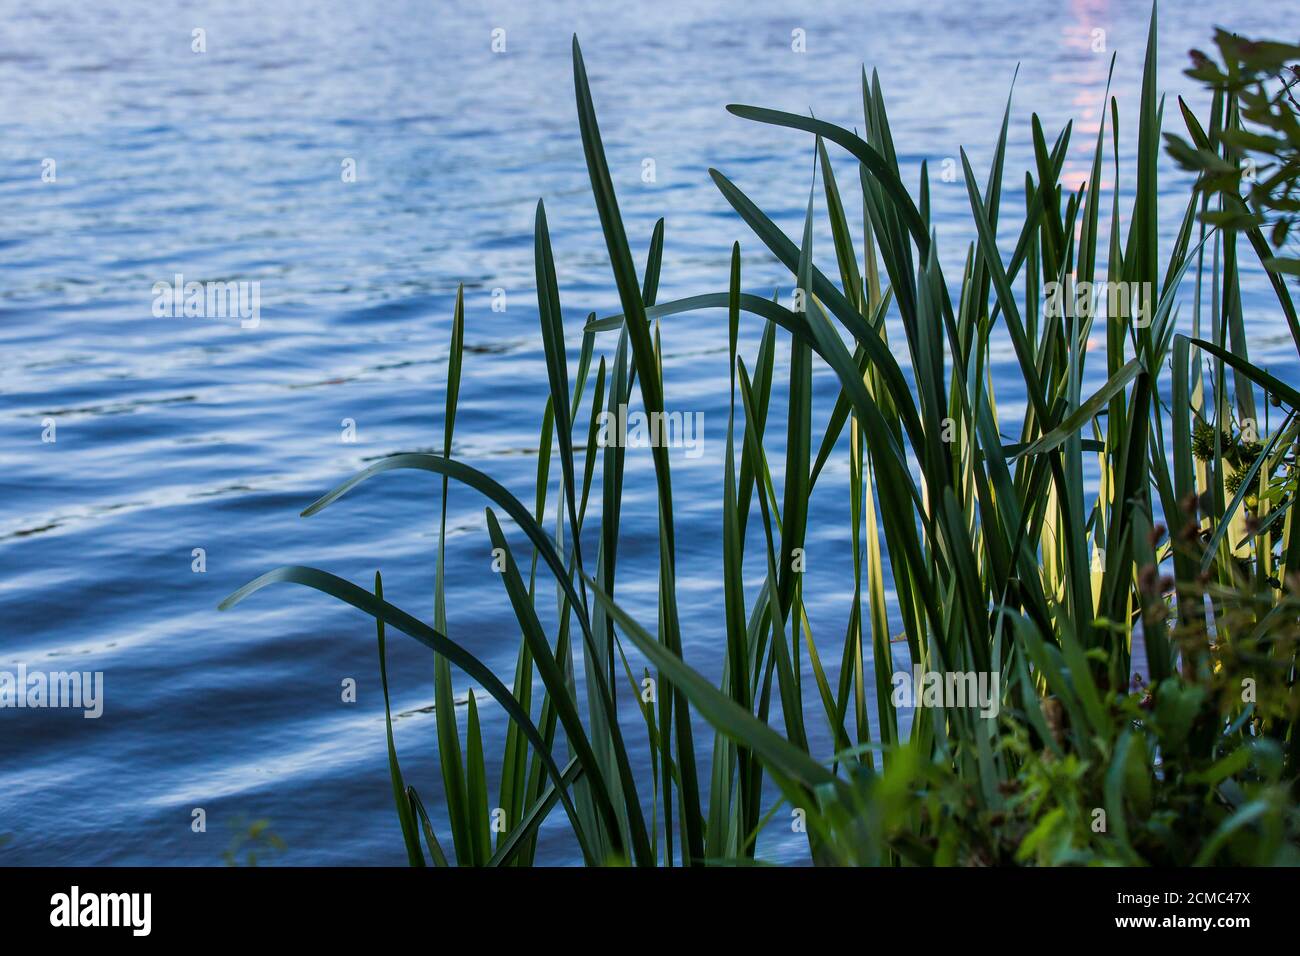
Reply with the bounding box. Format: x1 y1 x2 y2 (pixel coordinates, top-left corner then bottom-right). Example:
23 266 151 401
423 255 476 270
221 5 1300 865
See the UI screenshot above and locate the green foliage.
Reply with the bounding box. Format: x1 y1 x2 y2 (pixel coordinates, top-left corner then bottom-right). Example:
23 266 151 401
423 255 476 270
1165 30 1300 276
787 583 1300 866
221 817 285 867
221 5 1300 866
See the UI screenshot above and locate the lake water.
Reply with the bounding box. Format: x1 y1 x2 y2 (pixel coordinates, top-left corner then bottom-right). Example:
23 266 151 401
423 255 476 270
0 0 1289 865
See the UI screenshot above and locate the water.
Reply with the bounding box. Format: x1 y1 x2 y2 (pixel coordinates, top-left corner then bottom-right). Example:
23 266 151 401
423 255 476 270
0 0 1289 865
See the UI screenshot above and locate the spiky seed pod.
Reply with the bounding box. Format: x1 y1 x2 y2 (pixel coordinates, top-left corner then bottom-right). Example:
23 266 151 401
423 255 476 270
1233 439 1264 467
1191 421 1218 461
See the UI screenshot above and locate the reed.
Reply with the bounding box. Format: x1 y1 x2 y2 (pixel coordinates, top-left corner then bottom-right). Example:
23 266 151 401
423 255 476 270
221 4 1300 865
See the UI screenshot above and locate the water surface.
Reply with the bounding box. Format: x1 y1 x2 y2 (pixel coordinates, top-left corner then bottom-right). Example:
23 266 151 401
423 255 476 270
0 0 1287 864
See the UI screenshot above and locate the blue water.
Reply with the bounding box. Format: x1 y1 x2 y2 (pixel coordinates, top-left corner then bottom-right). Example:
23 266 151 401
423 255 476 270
1 0 1290 865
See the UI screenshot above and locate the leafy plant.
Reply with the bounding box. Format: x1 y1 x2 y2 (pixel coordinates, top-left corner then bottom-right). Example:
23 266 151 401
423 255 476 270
1165 31 1300 277
221 817 285 867
220 4 1299 866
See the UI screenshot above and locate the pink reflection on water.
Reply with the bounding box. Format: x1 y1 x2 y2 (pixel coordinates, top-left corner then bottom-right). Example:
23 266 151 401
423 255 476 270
1059 0 1113 196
